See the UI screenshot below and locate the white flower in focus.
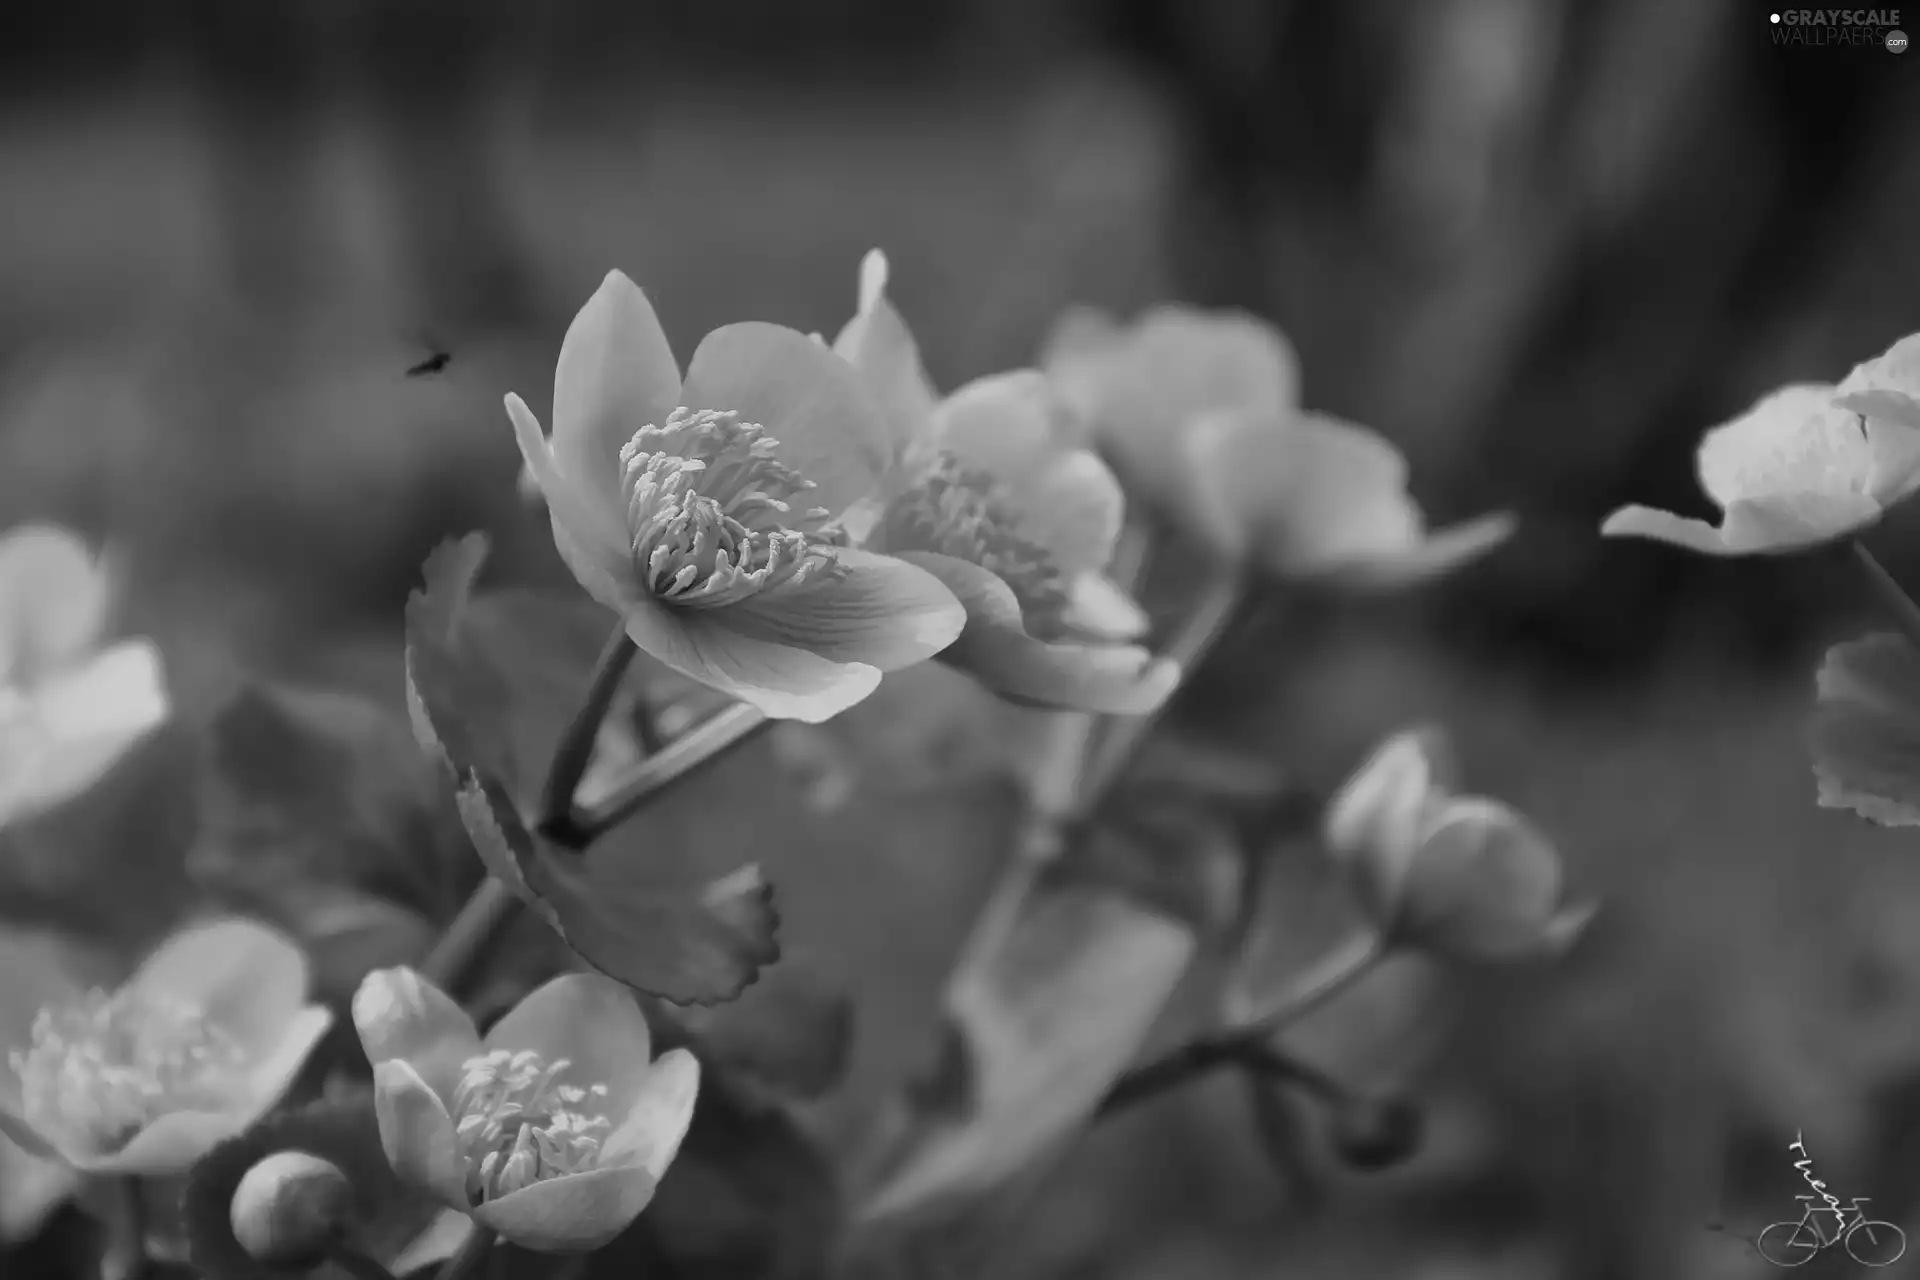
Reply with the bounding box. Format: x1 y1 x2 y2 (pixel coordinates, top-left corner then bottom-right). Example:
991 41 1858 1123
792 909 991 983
0 524 168 829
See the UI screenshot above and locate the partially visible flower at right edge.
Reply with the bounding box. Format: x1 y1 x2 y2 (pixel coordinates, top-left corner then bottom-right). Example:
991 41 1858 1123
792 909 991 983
1323 728 1595 962
0 523 169 830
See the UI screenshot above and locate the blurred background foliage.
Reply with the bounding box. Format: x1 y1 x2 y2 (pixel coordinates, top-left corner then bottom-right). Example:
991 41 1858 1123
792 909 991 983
3 1 1920 1277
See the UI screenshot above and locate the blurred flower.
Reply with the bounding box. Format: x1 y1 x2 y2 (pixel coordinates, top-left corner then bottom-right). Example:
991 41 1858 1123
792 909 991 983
354 967 699 1254
1181 410 1515 585
508 270 966 724
0 524 168 830
835 253 1173 713
1324 729 1594 962
0 918 333 1176
1602 365 1920 555
1042 308 1510 584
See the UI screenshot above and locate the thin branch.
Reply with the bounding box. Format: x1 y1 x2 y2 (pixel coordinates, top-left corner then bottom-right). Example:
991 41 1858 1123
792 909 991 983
537 627 639 850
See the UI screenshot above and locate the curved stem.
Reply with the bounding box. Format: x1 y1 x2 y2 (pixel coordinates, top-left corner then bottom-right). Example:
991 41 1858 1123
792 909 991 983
537 627 638 850
327 1243 404 1280
1852 539 1920 652
98 1176 146 1280
574 701 773 841
1095 929 1386 1120
433 1224 496 1280
419 875 524 997
1079 568 1244 805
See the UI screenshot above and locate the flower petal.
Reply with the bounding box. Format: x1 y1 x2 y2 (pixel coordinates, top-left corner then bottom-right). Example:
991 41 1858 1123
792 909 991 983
0 1139 77 1244
1316 512 1516 588
0 640 170 828
0 1108 61 1164
124 918 311 1060
931 371 1061 479
680 321 891 518
372 1059 471 1211
895 553 1179 714
550 270 684 516
1601 492 1884 556
471 1164 658 1254
1406 797 1567 960
352 967 482 1103
715 548 964 670
0 524 109 685
69 1109 251 1177
1695 384 1869 510
623 600 882 723
241 1003 333 1116
599 1048 700 1182
1012 449 1125 575
387 1207 475 1276
508 393 645 612
832 249 939 461
1061 572 1149 642
0 928 105 1073
481 973 654 1124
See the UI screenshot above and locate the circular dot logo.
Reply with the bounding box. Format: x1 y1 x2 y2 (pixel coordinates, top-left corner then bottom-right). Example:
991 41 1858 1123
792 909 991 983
1891 29 1910 52
1770 11 1781 20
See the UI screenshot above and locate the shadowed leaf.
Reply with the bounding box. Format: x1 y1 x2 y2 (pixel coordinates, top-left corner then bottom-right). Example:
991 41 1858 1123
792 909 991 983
663 953 855 1101
1810 632 1920 826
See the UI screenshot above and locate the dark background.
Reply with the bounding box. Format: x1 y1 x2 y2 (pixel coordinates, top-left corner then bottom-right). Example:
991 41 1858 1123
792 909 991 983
3 1 1920 1276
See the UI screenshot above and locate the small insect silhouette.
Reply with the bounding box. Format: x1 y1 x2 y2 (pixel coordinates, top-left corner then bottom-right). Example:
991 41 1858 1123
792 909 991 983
406 350 452 378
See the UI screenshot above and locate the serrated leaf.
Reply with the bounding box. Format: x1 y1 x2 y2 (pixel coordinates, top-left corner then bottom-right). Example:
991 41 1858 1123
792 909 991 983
190 680 477 924
454 771 778 1006
640 1076 842 1280
857 876 1195 1219
1811 631 1920 825
663 953 855 1101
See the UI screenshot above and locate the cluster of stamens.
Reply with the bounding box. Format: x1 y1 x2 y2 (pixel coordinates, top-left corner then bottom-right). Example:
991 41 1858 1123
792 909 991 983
10 989 248 1156
618 408 845 608
451 1049 611 1203
877 454 1071 636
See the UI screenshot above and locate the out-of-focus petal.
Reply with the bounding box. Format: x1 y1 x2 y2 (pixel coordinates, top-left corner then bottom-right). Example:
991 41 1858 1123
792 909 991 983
124 919 309 1060
352 968 482 1103
0 1108 60 1163
895 553 1178 714
480 974 654 1123
0 1139 76 1244
239 1004 333 1117
1310 512 1516 589
508 394 645 612
680 321 892 519
387 1207 475 1276
372 1060 470 1212
931 371 1060 479
0 524 109 685
1013 450 1125 576
623 601 882 724
549 271 683 519
68 1109 250 1177
832 249 939 461
1061 572 1149 641
0 640 170 827
471 1164 659 1254
1406 797 1569 960
598 1048 700 1182
716 548 964 670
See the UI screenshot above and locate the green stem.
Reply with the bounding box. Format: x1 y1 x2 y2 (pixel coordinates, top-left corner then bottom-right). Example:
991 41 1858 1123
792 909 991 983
327 1244 404 1280
433 1224 496 1280
574 701 774 842
1079 568 1245 805
538 627 639 850
419 875 524 997
1095 929 1386 1120
1852 539 1920 652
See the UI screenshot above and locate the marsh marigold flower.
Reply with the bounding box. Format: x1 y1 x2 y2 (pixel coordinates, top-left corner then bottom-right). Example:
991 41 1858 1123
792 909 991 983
1324 729 1594 962
509 271 967 724
833 253 1174 713
0 919 333 1177
1043 308 1512 585
354 967 698 1254
0 523 168 830
1603 334 1920 556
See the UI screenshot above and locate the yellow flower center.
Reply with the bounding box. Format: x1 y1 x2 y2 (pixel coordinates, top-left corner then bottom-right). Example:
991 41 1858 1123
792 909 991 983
451 1049 611 1202
876 453 1071 636
9 989 249 1156
619 407 846 608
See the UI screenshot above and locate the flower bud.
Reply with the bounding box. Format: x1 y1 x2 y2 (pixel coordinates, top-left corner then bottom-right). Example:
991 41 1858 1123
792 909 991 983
1329 1095 1423 1171
1323 727 1455 919
229 1151 352 1269
1397 798 1595 962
